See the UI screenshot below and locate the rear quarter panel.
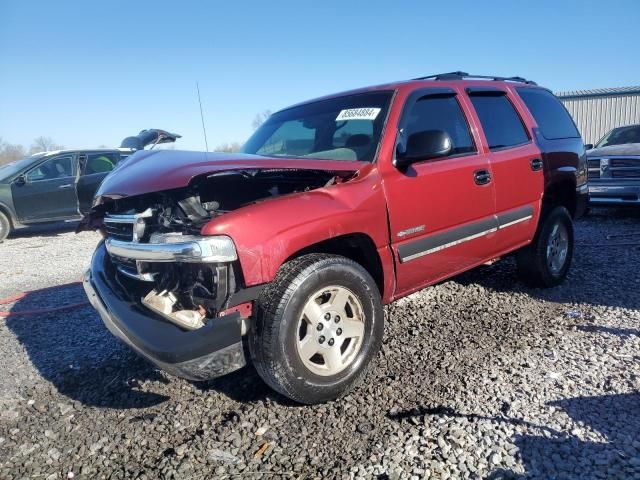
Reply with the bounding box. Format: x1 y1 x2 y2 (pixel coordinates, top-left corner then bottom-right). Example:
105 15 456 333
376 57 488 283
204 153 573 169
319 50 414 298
511 86 587 216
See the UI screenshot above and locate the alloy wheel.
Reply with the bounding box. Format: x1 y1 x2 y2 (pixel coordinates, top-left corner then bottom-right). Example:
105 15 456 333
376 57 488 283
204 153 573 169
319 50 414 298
546 222 569 275
295 285 365 376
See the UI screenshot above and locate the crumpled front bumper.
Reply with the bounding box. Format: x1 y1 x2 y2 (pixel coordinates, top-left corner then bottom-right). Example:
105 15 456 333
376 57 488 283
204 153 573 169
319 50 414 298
83 243 246 381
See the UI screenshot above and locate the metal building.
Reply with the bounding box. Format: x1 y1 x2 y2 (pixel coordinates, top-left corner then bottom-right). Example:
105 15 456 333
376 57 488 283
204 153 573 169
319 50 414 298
554 86 640 145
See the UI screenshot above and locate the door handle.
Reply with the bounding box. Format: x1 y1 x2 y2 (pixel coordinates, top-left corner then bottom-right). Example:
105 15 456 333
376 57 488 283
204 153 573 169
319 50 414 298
473 170 492 185
530 158 543 171
58 184 73 189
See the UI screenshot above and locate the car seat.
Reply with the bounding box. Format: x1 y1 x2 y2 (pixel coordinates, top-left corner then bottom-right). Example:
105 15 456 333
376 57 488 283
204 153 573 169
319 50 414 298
54 161 69 177
86 156 114 174
345 134 372 149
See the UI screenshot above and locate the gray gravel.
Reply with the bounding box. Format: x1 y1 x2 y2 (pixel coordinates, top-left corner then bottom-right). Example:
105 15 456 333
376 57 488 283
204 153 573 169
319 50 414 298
1 208 639 479
0 222 99 298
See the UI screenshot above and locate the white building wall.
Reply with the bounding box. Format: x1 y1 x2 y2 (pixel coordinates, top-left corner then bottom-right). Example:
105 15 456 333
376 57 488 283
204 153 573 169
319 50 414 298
558 93 640 144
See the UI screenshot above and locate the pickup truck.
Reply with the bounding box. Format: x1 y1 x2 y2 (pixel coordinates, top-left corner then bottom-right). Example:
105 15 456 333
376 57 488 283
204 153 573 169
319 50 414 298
585 124 640 205
82 72 588 404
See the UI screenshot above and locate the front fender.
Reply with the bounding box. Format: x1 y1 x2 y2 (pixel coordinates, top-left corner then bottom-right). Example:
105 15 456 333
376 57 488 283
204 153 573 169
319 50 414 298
200 167 389 287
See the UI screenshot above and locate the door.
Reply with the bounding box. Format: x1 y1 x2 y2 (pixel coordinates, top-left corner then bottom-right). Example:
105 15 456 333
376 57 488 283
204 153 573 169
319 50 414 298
12 153 80 222
466 88 543 251
382 88 497 295
76 151 119 214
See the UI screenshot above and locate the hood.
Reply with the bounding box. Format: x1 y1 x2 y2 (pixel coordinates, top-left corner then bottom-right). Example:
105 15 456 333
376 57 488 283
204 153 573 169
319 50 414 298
96 150 365 199
587 143 640 157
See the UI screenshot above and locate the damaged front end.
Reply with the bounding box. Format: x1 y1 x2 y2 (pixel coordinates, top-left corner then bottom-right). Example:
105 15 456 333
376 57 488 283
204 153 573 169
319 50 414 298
107 232 239 330
82 167 351 380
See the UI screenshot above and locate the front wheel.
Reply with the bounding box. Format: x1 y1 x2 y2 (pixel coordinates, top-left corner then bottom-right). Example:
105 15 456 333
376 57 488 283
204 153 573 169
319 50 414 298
0 211 11 242
249 254 384 404
516 206 574 288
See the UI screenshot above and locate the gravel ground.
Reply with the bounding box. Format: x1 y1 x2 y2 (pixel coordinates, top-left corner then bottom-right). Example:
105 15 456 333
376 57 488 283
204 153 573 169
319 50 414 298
0 222 97 298
0 208 639 479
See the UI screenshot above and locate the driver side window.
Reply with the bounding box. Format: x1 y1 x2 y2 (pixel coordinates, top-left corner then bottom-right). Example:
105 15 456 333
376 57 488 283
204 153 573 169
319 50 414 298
26 154 76 182
405 96 476 157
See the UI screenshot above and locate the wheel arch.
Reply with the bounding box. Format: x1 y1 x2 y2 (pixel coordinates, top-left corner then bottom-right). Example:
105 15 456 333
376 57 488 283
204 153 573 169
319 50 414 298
284 233 386 298
543 178 577 217
0 201 15 228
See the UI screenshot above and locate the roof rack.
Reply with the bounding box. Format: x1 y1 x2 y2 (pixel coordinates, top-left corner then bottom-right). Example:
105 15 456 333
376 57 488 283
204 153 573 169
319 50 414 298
413 71 537 85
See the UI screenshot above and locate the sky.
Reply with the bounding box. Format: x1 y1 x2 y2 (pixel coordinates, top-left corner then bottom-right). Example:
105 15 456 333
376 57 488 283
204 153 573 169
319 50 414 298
1 0 639 152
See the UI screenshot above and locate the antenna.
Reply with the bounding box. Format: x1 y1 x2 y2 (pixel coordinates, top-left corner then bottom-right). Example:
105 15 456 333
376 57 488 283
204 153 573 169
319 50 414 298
196 82 209 152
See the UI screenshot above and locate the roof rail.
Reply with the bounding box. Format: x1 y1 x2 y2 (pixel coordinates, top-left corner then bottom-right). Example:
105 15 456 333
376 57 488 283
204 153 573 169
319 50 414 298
413 71 537 85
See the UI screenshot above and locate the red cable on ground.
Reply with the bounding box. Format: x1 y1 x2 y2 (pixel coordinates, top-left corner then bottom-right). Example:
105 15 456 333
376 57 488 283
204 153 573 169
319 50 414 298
0 281 89 318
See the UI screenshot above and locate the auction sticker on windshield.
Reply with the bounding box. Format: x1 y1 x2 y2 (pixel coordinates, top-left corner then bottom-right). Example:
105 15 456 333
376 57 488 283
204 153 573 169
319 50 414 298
336 108 381 121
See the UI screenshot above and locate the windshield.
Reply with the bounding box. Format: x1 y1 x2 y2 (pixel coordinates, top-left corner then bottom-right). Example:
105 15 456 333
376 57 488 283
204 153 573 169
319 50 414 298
243 91 393 162
596 125 640 148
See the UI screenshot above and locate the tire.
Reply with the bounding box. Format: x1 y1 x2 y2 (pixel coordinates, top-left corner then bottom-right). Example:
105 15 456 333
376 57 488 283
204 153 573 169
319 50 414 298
249 253 384 404
516 206 574 288
0 211 11 242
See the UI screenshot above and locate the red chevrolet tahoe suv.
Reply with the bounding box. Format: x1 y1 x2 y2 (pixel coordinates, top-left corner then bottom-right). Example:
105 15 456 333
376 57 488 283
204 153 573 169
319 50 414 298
82 72 588 404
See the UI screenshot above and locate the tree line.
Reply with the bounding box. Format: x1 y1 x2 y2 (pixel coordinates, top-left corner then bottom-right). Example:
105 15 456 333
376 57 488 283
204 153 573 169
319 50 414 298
215 110 271 153
0 109 273 165
0 137 65 165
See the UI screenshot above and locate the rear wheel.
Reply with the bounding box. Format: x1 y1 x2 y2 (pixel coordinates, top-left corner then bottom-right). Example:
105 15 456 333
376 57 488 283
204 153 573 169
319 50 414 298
516 206 573 287
249 253 384 404
0 211 11 242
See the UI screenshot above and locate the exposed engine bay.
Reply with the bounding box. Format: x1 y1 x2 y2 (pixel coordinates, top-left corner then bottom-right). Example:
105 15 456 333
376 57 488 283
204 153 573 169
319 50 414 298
83 168 355 330
89 168 348 233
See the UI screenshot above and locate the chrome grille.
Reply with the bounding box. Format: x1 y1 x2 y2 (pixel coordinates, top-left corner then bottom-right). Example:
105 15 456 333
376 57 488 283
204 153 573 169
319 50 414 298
103 208 153 243
104 221 134 241
612 169 640 178
588 157 640 180
587 159 600 179
611 158 640 168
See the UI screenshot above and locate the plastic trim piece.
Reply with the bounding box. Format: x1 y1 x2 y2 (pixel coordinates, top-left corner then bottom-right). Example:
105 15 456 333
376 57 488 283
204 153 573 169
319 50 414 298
398 206 534 263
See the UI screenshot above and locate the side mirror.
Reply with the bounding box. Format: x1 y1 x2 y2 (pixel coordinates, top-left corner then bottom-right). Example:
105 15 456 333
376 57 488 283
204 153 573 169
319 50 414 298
584 143 594 150
395 130 452 169
14 175 26 186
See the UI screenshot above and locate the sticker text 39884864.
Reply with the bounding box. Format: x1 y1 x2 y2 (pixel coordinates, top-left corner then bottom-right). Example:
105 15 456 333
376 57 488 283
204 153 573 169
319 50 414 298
335 108 381 121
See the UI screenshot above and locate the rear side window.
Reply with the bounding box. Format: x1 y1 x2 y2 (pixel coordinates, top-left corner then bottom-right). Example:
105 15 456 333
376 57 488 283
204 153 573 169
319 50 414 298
517 88 580 140
469 94 529 150
83 152 118 175
404 96 476 156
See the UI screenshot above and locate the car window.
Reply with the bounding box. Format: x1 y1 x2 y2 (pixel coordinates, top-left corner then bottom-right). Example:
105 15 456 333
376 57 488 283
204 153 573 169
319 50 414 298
404 95 476 156
332 120 374 148
26 154 75 182
516 88 579 140
596 125 640 147
256 120 315 156
83 152 118 175
243 91 393 162
469 94 529 150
